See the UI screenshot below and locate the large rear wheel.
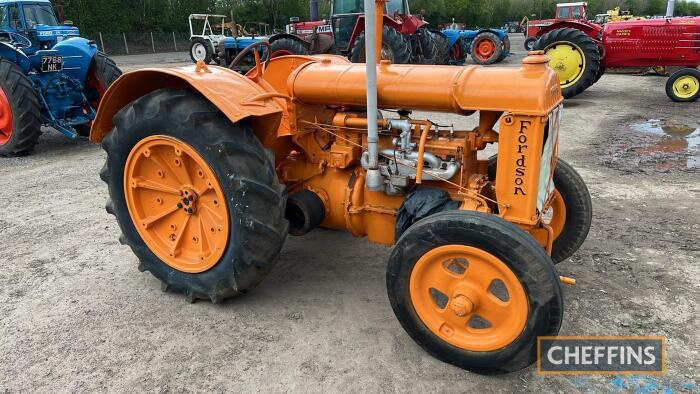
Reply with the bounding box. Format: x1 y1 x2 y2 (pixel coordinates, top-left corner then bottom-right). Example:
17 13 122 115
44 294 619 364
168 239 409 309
270 37 311 57
101 89 288 303
430 31 451 65
350 25 412 64
189 38 213 64
77 52 122 136
0 58 41 157
534 28 601 99
387 211 563 373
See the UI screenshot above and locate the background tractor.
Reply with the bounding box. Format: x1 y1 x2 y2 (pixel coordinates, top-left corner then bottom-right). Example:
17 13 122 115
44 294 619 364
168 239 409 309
268 0 439 64
532 15 700 101
0 0 121 156
188 14 270 72
521 1 589 51
440 27 511 65
89 0 592 374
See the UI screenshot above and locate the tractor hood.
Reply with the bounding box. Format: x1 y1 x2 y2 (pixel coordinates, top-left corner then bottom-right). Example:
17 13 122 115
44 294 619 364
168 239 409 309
35 24 80 42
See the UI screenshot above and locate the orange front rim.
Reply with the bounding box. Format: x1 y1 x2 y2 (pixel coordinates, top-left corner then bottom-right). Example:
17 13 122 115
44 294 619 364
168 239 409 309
0 86 13 145
124 135 230 273
544 189 566 240
409 245 528 352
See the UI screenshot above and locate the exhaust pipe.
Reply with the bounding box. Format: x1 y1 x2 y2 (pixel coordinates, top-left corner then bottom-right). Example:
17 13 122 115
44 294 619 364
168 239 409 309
364 0 383 192
286 190 326 236
666 0 675 17
310 0 319 22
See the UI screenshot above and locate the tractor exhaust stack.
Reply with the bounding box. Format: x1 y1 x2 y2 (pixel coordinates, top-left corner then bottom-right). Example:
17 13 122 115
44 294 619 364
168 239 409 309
363 0 382 191
310 0 319 22
666 0 675 17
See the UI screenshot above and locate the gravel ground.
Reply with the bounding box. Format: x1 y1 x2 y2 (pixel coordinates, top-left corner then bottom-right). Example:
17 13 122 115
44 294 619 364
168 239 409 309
1 36 699 392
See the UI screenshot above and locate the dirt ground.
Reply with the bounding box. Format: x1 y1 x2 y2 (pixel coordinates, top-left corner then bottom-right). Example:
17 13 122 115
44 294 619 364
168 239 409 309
1 36 699 392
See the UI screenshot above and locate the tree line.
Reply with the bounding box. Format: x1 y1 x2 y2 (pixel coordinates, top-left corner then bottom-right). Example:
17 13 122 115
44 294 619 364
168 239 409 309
56 0 700 34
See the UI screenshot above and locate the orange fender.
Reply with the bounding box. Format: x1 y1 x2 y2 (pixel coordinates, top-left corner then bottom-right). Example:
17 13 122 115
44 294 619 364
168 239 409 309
89 65 284 143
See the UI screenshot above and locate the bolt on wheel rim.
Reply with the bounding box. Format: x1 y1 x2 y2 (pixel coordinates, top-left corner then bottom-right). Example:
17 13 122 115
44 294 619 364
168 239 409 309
545 42 586 88
0 86 13 145
124 135 230 273
673 75 699 99
409 245 528 352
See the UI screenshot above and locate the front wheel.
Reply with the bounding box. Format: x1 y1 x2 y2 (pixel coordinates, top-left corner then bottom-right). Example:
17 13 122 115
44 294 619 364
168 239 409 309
471 32 503 65
100 89 288 303
488 156 592 264
387 211 563 373
666 68 700 102
77 52 122 136
524 37 537 51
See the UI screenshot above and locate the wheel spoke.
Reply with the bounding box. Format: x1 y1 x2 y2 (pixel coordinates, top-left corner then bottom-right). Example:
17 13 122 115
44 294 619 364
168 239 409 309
171 214 190 257
133 178 181 195
142 204 180 229
197 215 212 259
419 261 459 296
475 295 511 328
463 259 501 291
201 203 223 223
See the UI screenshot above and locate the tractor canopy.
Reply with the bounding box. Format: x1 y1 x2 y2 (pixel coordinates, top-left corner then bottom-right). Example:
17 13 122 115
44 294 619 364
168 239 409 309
0 0 79 55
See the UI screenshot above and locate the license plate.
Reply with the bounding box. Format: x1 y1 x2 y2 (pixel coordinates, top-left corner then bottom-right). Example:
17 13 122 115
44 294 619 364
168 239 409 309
41 56 63 72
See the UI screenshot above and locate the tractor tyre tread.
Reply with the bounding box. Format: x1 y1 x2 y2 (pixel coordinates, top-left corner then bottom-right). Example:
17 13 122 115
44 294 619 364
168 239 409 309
430 31 451 65
666 68 700 102
415 28 437 64
100 88 288 303
0 58 41 157
270 37 311 56
350 25 412 64
534 28 601 99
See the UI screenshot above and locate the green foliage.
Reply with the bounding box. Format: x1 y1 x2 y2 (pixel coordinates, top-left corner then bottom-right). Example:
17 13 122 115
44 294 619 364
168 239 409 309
55 0 700 34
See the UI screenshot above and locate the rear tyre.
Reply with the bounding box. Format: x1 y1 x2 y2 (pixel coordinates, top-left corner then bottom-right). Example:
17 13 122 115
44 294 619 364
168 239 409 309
487 156 592 264
431 31 451 65
189 37 213 64
415 28 437 64
450 38 468 64
524 37 537 51
471 32 503 65
77 52 122 137
0 58 41 157
534 28 601 99
350 25 411 64
665 68 700 102
270 37 311 57
387 211 563 373
100 89 288 303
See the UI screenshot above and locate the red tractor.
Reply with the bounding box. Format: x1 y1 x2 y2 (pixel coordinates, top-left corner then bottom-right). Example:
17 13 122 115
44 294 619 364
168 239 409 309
522 2 589 51
529 14 700 102
268 0 444 64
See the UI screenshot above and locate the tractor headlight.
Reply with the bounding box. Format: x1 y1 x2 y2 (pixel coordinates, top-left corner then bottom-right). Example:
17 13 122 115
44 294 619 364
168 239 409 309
536 104 562 213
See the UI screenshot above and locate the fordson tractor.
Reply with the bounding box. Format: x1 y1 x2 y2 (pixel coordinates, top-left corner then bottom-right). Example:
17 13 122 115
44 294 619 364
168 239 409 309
0 0 121 156
269 0 439 64
89 0 592 374
532 16 700 101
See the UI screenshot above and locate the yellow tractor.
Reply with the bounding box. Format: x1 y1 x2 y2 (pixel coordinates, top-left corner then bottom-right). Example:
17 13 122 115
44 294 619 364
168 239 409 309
90 0 591 373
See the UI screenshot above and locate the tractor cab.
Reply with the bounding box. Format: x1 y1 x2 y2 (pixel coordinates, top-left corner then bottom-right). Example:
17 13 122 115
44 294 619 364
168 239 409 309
331 0 413 53
555 2 588 21
0 0 79 55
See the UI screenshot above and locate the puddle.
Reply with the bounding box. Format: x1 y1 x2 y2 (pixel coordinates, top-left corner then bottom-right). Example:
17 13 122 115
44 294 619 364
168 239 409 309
627 119 700 169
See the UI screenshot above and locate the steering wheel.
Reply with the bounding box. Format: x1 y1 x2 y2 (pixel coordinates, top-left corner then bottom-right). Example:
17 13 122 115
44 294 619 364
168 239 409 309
228 41 272 80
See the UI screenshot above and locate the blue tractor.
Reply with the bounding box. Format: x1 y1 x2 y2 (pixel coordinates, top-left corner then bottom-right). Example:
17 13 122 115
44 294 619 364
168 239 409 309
0 0 121 156
438 28 511 65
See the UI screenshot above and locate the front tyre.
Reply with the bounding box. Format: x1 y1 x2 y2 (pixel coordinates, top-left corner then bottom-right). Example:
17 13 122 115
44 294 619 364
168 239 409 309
666 68 700 102
100 89 288 303
387 211 563 373
0 59 41 157
471 32 503 65
524 37 537 51
189 38 213 64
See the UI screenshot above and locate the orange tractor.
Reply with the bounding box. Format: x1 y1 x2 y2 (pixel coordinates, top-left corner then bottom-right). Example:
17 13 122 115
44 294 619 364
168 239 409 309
89 0 591 373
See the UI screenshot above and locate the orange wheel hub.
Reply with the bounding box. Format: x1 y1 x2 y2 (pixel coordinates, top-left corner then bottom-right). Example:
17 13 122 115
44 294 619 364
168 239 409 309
409 245 528 352
543 189 566 239
0 86 13 145
474 39 496 61
124 135 230 273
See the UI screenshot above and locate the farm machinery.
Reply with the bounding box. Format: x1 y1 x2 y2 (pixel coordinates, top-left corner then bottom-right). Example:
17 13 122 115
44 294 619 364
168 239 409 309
188 14 271 72
440 27 511 65
521 2 589 51
0 0 121 156
89 0 592 374
269 0 441 64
